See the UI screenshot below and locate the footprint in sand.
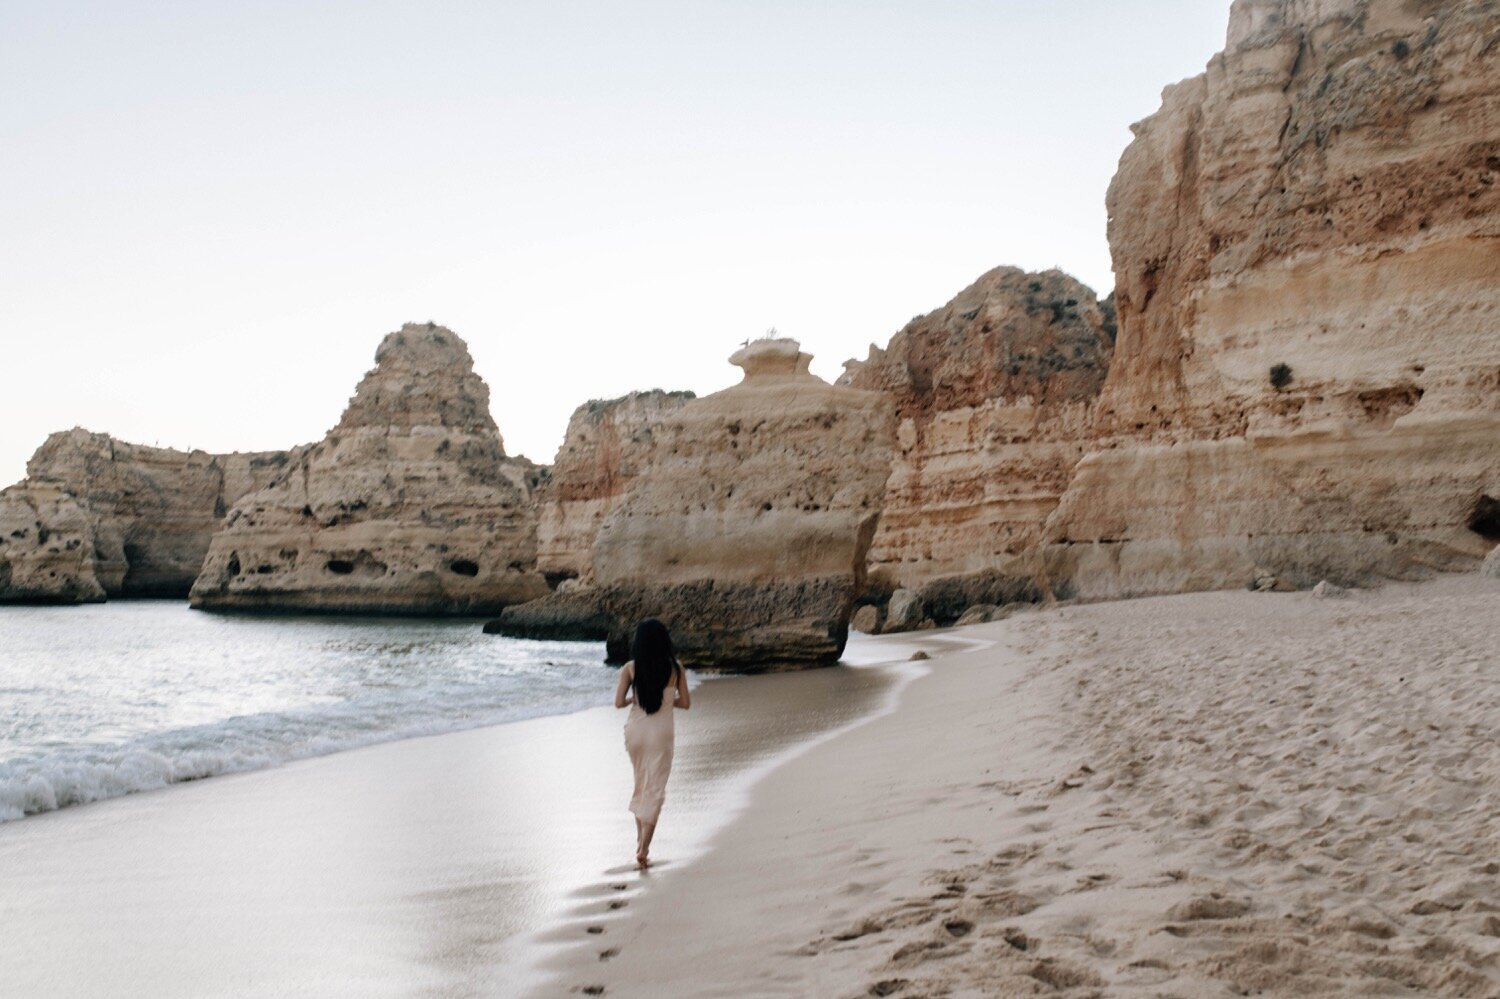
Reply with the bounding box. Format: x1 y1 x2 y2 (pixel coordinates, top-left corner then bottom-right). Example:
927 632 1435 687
1026 958 1104 990
1001 928 1032 951
1071 872 1114 892
1120 958 1175 985
833 918 885 942
586 925 605 935
1166 894 1250 921
608 900 627 910
598 947 619 961
976 890 1041 917
890 940 948 967
867 980 909 997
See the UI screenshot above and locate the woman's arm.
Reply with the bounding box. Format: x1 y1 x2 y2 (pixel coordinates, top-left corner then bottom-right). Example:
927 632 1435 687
614 663 634 709
673 664 691 710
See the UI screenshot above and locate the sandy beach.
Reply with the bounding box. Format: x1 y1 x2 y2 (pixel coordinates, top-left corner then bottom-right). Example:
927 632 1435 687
0 632 957 997
4 0 1497 996
540 572 1500 997
4 577 1496 997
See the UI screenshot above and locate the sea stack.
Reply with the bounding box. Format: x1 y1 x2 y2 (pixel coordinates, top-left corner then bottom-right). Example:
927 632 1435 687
1042 0 1500 599
190 323 549 615
0 481 106 603
0 429 298 604
840 267 1113 623
590 338 896 667
499 338 896 669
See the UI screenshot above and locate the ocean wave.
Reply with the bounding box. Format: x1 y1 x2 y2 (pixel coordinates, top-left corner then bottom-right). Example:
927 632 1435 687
0 680 605 823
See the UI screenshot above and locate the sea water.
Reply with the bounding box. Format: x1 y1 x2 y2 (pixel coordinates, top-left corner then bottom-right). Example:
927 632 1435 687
0 602 608 822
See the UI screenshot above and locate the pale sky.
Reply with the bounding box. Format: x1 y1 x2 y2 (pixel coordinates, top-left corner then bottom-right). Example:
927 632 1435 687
1 1 1229 484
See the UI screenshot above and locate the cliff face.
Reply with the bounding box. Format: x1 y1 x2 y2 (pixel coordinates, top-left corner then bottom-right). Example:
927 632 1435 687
0 481 106 603
1044 0 1500 599
25 430 300 596
0 430 295 603
579 339 895 668
190 323 549 615
536 390 695 586
840 267 1113 611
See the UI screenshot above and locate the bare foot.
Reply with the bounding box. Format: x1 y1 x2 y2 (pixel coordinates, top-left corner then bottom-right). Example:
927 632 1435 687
636 851 651 869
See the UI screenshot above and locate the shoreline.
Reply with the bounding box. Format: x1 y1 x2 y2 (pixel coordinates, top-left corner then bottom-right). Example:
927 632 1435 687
0 602 607 824
0 626 961 997
0 606 951 825
6 573 1496 996
538 573 1500 997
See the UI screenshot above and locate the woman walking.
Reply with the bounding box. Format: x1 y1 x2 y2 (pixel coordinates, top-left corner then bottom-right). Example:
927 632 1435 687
613 618 691 869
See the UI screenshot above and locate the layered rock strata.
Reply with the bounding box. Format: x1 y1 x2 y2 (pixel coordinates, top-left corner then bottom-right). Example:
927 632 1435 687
1042 0 1500 599
190 323 549 615
500 339 895 668
535 390 694 585
0 481 105 603
840 267 1113 620
0 430 296 603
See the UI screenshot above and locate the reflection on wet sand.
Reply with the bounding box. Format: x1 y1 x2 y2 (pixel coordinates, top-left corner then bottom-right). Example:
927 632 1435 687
0 632 961 997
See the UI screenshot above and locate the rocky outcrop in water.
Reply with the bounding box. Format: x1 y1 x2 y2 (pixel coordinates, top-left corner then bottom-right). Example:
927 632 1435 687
1041 0 1500 599
0 430 296 604
840 267 1113 620
536 390 695 586
190 323 549 615
500 339 895 668
483 587 616 641
0 481 105 603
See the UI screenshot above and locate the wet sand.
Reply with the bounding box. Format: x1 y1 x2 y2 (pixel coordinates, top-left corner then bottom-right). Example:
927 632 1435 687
0 632 963 997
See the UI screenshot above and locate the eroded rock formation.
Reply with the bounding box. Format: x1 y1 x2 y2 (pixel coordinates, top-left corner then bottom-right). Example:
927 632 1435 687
500 339 895 668
0 430 296 603
840 267 1113 619
536 390 694 586
190 323 549 615
1042 0 1500 599
0 481 105 603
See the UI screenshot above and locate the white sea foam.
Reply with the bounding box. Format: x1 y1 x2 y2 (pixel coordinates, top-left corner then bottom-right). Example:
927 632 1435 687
0 683 608 822
0 603 610 822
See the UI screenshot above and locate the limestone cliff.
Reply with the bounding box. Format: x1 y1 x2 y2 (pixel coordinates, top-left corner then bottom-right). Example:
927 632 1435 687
536 390 695 586
1042 0 1500 599
0 430 296 603
840 267 1113 617
504 339 895 668
190 323 549 615
0 481 106 603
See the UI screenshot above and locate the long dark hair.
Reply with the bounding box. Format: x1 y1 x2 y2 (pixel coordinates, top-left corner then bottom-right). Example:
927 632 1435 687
631 618 679 715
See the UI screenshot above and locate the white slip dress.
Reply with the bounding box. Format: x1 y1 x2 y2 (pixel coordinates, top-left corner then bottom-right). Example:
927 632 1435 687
623 664 676 823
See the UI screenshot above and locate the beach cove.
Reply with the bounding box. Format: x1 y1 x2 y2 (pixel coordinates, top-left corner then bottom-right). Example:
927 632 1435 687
1 0 1498 995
